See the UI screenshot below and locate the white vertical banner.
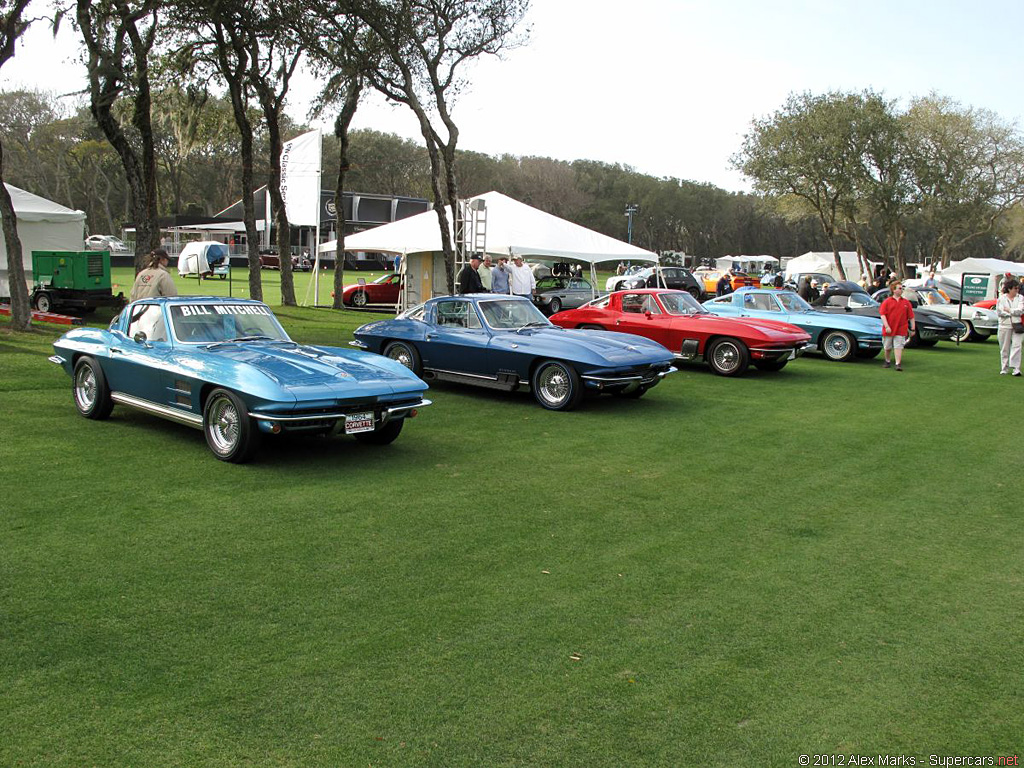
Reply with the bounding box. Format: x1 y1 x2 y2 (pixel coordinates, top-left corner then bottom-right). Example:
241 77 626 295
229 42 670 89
280 129 322 227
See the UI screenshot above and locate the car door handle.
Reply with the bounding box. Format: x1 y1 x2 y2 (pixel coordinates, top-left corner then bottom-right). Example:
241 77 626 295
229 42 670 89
110 348 124 355
425 333 436 340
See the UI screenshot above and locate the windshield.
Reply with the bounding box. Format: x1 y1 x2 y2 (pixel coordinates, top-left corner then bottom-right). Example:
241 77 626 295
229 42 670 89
657 291 707 315
846 292 879 309
916 288 948 305
777 292 814 312
478 298 553 330
536 277 568 290
169 303 290 343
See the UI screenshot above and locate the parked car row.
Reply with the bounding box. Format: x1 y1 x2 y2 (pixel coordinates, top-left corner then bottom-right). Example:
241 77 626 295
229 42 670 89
47 282 984 464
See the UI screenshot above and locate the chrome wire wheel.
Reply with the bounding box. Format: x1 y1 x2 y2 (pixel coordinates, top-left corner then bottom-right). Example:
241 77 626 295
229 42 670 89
532 360 581 410
383 341 421 375
821 330 854 361
711 340 741 373
353 290 368 307
206 394 241 456
74 364 97 411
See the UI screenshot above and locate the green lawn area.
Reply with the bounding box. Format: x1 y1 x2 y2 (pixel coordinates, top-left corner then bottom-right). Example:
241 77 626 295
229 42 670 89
1 296 1021 766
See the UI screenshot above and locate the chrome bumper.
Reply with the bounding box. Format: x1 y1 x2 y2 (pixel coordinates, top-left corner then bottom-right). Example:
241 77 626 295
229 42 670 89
249 398 432 426
582 367 676 390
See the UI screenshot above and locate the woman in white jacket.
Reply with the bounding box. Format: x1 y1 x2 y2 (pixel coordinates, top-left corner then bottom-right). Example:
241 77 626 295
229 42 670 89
995 278 1024 375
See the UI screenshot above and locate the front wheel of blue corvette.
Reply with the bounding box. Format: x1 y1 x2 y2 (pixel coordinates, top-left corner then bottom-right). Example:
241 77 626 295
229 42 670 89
532 360 582 411
73 356 114 420
203 388 259 463
355 418 404 446
383 341 421 375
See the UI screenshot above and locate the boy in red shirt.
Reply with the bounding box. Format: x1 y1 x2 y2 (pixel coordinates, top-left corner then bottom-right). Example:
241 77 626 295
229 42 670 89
879 280 915 371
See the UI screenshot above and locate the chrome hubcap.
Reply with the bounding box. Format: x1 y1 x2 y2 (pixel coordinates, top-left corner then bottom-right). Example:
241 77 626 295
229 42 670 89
537 364 570 406
207 397 240 454
825 334 850 358
387 345 413 369
713 343 739 372
75 366 96 409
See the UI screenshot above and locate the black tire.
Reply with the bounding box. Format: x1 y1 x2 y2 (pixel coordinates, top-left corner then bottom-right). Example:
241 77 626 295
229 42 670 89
754 357 788 372
855 347 882 359
354 418 404 445
383 341 422 375
548 297 562 314
73 356 114 420
203 388 259 463
952 321 972 343
907 327 922 348
531 360 583 411
34 292 52 312
820 330 855 362
972 332 991 343
706 338 750 376
353 290 368 307
687 287 701 300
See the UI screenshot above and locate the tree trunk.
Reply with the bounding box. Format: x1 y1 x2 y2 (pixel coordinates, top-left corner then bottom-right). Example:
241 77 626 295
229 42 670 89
332 84 360 310
0 139 30 329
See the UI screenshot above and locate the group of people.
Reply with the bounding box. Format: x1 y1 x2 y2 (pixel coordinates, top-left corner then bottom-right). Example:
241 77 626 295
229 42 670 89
457 253 536 297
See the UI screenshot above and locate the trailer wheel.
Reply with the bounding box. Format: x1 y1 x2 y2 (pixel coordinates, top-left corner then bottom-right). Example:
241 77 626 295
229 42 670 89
34 292 52 312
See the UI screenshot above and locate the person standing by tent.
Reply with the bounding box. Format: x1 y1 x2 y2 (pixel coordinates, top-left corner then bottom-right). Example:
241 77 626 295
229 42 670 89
130 248 177 301
478 255 493 292
491 257 511 295
509 255 536 298
879 279 915 371
457 254 485 294
995 278 1024 376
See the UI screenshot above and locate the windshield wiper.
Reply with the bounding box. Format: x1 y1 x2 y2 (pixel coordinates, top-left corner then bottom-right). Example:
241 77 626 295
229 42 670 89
229 335 274 342
514 321 549 334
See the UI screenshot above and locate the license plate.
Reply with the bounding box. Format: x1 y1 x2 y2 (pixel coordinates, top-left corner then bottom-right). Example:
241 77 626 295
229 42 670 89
344 411 375 434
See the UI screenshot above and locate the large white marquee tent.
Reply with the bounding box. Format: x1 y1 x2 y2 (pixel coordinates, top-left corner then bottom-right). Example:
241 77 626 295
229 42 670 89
319 191 659 310
0 184 86 298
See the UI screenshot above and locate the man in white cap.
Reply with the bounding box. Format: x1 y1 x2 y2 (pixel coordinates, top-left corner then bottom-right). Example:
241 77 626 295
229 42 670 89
508 254 535 298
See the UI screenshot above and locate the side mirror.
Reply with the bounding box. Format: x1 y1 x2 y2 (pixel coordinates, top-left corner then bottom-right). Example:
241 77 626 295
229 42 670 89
133 331 148 344
645 311 652 319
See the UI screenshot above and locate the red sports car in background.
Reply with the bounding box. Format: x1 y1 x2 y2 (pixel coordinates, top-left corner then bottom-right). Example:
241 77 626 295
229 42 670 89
550 289 811 376
341 273 402 307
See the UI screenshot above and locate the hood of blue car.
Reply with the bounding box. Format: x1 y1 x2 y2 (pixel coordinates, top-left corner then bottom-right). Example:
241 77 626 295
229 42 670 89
546 327 672 363
205 342 423 390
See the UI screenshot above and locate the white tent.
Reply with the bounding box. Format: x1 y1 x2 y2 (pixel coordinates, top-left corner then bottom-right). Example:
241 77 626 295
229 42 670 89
933 257 1024 301
178 241 229 276
784 251 873 282
716 254 778 271
0 184 86 298
319 191 659 311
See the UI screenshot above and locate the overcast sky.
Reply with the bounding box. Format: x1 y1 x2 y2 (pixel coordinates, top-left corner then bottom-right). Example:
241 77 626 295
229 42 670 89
4 0 1023 193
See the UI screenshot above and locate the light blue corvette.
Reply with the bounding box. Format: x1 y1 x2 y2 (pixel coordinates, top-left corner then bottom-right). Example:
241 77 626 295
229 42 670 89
49 297 431 462
703 288 883 361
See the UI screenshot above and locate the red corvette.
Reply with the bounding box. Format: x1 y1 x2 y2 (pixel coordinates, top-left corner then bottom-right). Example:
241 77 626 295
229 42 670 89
550 289 811 376
341 273 402 307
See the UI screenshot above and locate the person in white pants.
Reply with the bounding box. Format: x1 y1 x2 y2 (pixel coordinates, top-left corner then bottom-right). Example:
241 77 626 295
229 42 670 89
995 278 1024 375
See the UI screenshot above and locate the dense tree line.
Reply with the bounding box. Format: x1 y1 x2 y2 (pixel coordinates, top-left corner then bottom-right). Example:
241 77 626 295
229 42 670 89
2 91 1010 274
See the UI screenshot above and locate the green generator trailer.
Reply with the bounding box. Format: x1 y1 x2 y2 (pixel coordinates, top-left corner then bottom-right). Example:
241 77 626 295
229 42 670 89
31 250 125 314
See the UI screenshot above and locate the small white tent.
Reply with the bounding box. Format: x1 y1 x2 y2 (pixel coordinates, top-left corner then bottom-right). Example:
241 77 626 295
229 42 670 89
319 191 659 310
934 257 1024 301
784 251 873 282
0 184 86 298
715 255 778 272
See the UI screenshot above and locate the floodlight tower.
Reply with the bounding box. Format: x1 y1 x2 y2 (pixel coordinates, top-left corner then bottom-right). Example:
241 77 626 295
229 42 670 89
625 203 638 244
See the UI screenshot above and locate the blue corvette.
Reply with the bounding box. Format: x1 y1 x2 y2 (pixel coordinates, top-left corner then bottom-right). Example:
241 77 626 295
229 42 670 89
352 294 676 410
704 288 883 361
49 297 431 462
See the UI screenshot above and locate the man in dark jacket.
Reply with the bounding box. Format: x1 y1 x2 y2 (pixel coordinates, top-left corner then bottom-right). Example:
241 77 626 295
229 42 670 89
457 254 485 294
716 271 733 297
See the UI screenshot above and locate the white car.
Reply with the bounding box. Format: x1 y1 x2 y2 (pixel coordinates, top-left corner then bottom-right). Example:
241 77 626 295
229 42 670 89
873 285 997 342
85 234 129 252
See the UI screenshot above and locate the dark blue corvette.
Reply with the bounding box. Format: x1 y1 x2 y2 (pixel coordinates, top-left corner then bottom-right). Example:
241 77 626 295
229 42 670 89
49 297 431 462
352 294 676 410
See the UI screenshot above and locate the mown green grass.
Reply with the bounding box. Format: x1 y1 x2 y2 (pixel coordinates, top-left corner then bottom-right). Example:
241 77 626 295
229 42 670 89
1 301 1021 767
